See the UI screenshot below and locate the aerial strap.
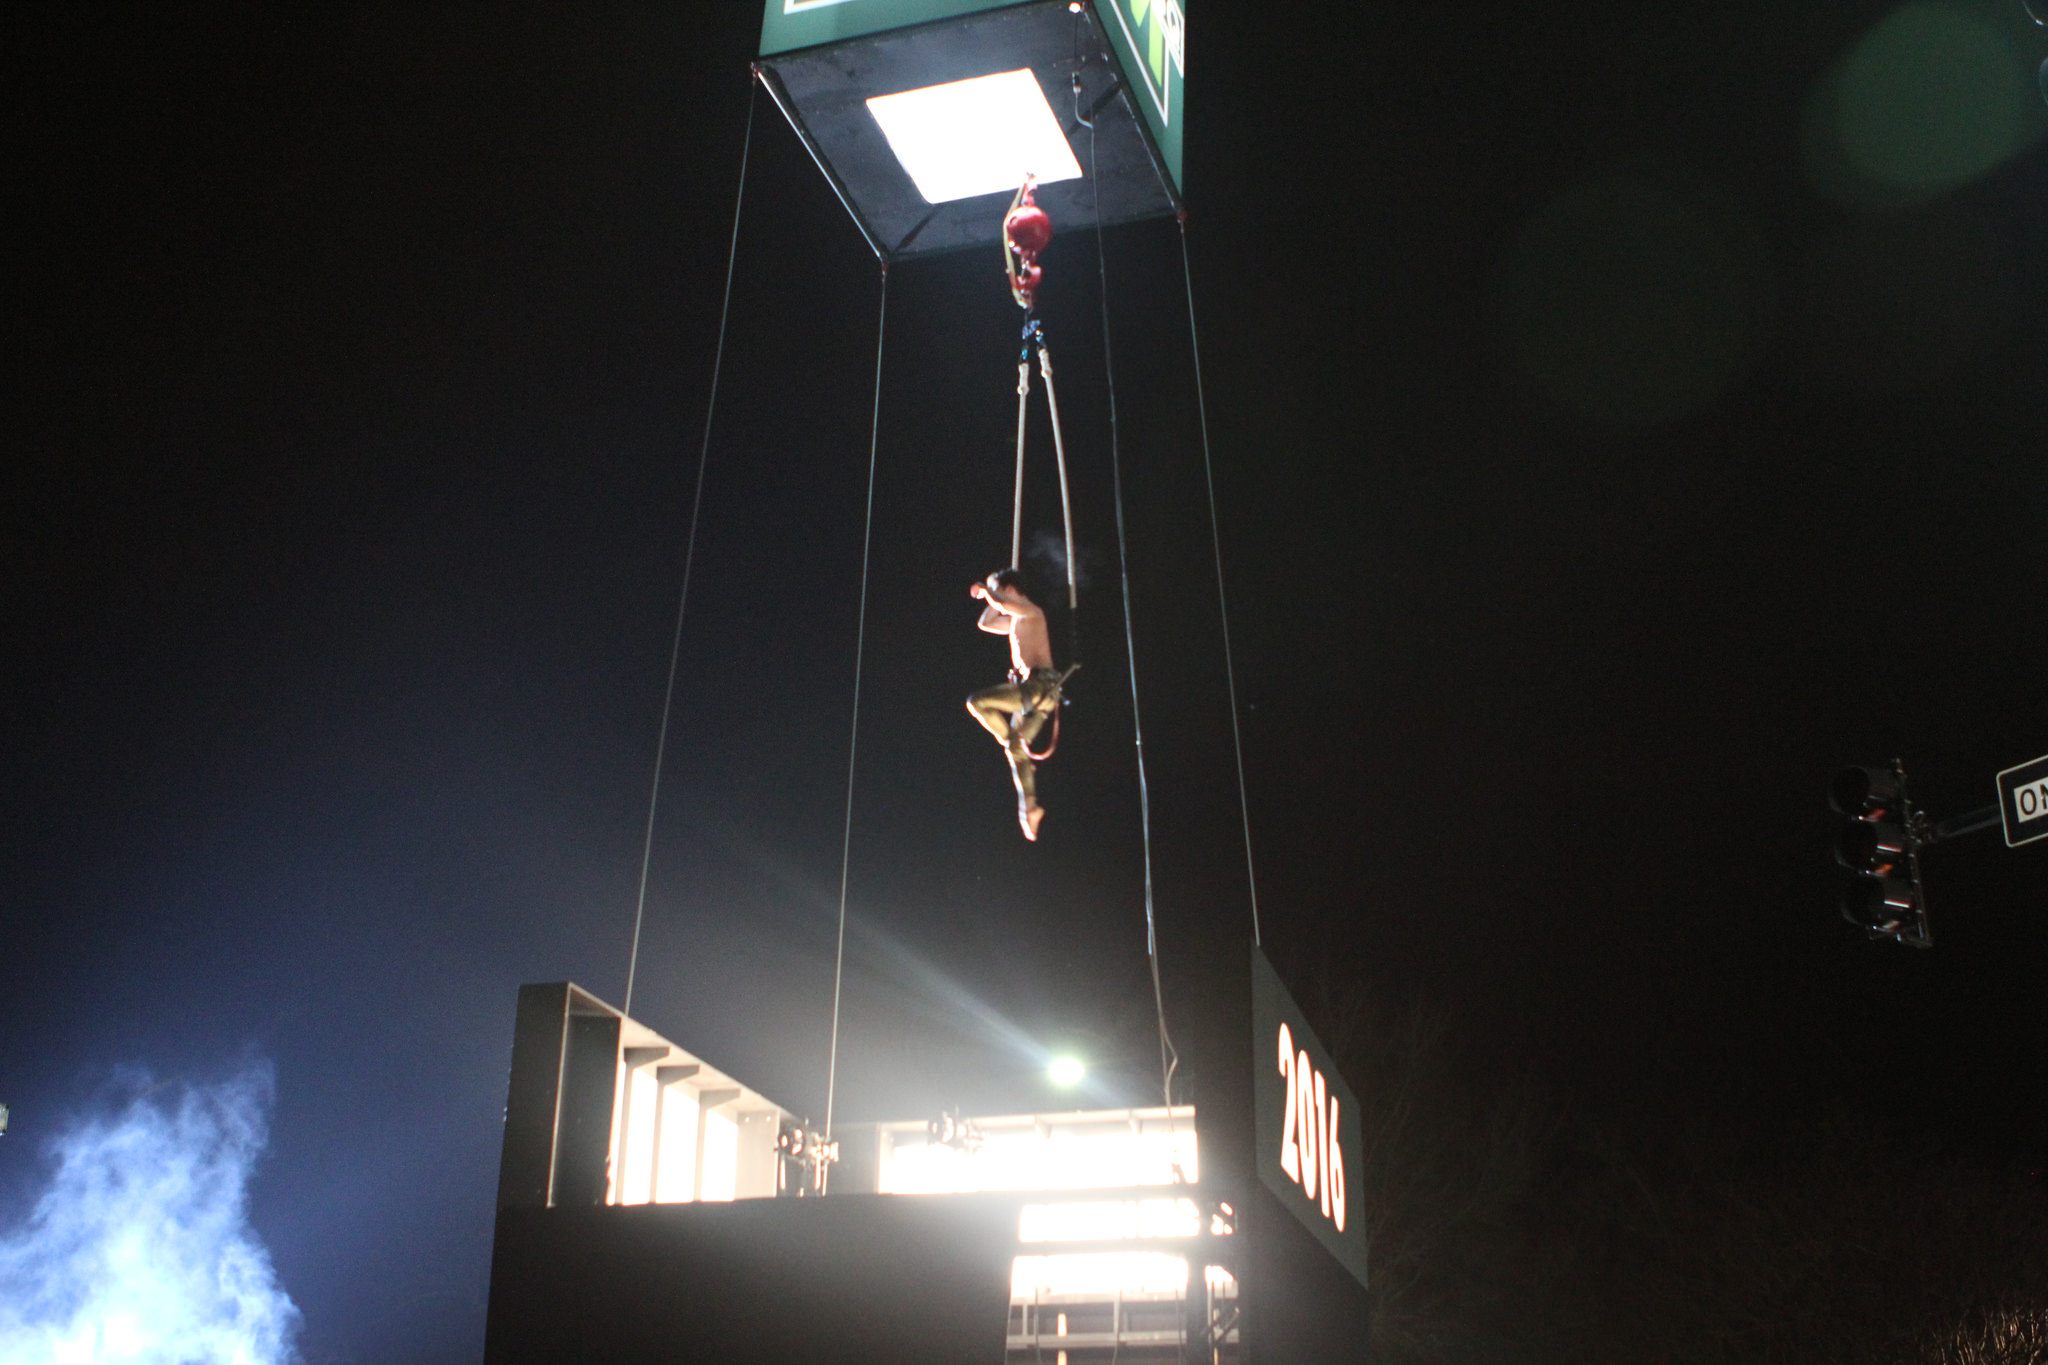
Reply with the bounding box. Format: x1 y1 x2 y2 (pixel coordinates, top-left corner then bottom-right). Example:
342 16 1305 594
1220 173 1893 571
1001 177 1078 770
1008 318 1079 611
1039 326 1078 611
1003 183 1078 612
1012 351 1029 570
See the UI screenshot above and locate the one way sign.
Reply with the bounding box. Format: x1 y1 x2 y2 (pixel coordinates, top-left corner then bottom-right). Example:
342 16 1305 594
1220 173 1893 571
1996 752 2048 848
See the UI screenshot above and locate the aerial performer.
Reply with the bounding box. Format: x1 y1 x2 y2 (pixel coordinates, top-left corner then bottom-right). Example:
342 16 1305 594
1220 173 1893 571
963 179 1078 840
965 569 1062 841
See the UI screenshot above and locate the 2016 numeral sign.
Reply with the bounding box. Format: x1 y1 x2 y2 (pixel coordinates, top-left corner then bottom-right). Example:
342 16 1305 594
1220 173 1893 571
1276 1022 1346 1232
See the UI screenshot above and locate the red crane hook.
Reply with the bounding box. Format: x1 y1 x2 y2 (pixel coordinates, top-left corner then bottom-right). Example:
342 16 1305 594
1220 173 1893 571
1003 178 1052 310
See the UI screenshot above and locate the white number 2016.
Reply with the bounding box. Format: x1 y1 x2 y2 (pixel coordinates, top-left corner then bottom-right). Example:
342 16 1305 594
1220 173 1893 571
1276 1022 1346 1232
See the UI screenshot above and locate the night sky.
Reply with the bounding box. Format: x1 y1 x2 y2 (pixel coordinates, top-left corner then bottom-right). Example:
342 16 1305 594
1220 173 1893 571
8 3 2047 1362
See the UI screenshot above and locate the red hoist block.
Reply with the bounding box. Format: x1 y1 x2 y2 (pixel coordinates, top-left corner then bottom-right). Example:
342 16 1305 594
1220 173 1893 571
1003 202 1053 258
1004 186 1054 310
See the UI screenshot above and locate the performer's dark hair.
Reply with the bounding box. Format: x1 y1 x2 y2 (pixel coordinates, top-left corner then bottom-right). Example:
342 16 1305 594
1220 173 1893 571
988 567 1023 591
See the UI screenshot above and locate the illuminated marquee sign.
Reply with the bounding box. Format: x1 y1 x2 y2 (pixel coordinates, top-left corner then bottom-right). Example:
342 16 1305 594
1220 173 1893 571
1251 946 1368 1291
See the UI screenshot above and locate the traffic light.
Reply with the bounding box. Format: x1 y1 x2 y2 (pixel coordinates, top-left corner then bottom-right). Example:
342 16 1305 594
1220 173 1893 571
1830 761 1932 946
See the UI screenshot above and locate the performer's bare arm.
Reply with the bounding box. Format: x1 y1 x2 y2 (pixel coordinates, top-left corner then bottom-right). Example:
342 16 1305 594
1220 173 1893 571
971 579 1017 633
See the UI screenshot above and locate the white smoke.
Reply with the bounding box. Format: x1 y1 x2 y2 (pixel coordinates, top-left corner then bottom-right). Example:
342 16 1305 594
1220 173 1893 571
1026 528 1086 591
0 1062 302 1365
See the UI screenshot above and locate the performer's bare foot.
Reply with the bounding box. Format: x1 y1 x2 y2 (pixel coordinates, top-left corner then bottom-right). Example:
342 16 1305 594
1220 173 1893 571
1019 803 1046 842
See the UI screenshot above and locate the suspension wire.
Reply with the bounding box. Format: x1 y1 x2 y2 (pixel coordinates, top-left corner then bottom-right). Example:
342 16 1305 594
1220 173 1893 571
824 263 889 1149
1178 219 1262 949
1090 107 1180 1112
624 77 757 1018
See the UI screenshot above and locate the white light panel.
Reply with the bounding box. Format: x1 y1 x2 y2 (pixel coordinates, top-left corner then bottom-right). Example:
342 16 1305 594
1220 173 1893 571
699 1109 739 1202
880 1119 1196 1195
865 69 1084 204
1018 1197 1201 1245
618 1068 660 1205
654 1087 700 1203
1013 1251 1190 1299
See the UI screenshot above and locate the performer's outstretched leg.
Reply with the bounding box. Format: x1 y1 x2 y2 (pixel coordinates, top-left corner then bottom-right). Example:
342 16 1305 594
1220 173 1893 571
1006 708 1049 840
966 681 1049 840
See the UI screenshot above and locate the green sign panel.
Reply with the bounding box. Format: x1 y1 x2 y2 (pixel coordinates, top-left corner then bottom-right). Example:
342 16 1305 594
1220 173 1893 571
1251 946 1369 1292
760 0 1035 59
1091 0 1184 195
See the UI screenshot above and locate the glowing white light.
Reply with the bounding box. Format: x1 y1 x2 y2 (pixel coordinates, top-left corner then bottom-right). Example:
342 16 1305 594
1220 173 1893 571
1046 1055 1086 1088
865 69 1084 204
653 1087 701 1203
1013 1251 1190 1298
0 1063 301 1362
616 1067 661 1205
699 1109 739 1203
1018 1197 1201 1243
879 1112 1196 1195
